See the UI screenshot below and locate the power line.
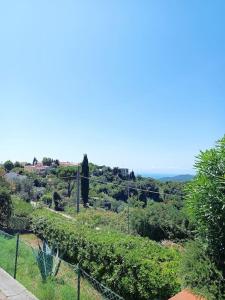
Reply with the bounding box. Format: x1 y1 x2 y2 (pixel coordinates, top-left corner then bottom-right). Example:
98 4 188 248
58 174 184 198
80 175 184 197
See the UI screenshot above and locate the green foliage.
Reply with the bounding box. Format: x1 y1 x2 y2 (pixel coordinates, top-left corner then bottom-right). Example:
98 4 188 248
131 202 192 242
129 171 136 181
42 157 53 166
34 240 61 281
14 161 22 168
0 174 9 189
53 191 64 211
75 209 128 232
41 193 52 207
180 240 224 299
31 209 181 300
186 136 225 269
0 234 99 300
9 195 33 230
4 160 14 172
0 188 12 227
81 154 89 207
57 166 77 198
12 195 33 217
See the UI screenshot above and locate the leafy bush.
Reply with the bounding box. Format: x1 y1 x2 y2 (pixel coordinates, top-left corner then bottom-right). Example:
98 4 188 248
180 240 224 299
0 188 12 227
12 195 33 217
131 202 192 242
10 196 33 230
75 209 127 232
41 193 52 207
31 209 181 300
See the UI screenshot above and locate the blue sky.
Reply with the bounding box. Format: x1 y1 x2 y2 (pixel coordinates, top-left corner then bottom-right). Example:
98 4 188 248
0 1 224 174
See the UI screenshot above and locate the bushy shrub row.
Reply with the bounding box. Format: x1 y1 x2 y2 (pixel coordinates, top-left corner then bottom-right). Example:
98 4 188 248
31 209 181 300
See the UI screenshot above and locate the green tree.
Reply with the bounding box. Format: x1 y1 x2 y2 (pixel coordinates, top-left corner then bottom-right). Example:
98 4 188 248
54 159 60 166
0 188 12 227
33 157 38 165
57 166 77 197
14 161 21 168
42 157 52 166
186 135 225 271
4 160 14 172
53 191 63 211
129 170 136 181
81 154 89 207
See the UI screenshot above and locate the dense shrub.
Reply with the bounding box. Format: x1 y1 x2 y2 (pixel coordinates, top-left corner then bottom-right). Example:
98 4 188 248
31 209 181 300
12 195 33 217
180 240 224 299
75 209 127 232
9 196 34 230
0 188 12 227
131 202 192 242
41 193 52 207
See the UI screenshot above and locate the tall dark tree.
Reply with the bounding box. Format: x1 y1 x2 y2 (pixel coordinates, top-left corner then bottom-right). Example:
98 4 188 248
0 188 12 227
130 170 136 181
81 154 89 207
33 157 38 165
53 191 63 211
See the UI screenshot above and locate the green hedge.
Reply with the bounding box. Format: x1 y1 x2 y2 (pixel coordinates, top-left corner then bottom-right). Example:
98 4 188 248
31 209 181 300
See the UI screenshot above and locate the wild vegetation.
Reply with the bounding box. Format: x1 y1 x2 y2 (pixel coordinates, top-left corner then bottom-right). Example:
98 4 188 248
31 209 181 300
0 135 224 299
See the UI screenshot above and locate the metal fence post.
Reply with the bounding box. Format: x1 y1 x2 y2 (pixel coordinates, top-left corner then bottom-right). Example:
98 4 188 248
14 233 19 279
77 263 81 300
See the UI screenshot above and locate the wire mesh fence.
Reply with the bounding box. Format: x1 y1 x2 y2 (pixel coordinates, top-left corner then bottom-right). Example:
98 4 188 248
0 230 124 300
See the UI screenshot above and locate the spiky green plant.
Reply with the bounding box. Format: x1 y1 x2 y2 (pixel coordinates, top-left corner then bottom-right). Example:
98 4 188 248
33 240 61 281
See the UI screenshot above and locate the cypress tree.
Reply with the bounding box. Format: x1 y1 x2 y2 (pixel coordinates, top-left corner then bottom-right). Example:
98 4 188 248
81 154 89 207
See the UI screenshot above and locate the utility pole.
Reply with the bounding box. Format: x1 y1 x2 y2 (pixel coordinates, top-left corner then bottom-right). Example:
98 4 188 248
77 165 80 214
14 234 19 279
77 263 81 300
127 185 130 234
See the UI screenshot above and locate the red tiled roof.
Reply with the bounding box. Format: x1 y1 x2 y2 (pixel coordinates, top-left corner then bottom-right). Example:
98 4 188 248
169 290 205 300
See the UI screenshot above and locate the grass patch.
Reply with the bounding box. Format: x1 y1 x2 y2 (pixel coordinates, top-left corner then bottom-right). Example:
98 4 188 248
0 233 102 300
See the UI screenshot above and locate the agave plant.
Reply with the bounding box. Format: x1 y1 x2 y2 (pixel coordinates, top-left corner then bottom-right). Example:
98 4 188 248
33 240 61 281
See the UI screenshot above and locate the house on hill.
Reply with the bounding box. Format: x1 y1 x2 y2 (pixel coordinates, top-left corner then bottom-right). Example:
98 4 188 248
24 163 50 173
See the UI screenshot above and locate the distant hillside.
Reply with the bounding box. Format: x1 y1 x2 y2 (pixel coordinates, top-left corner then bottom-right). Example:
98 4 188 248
159 174 194 182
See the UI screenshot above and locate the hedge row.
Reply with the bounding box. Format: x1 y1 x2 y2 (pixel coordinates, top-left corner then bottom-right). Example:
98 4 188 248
31 209 181 300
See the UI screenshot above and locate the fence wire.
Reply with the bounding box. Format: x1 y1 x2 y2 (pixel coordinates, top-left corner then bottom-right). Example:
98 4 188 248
80 268 124 300
0 230 124 300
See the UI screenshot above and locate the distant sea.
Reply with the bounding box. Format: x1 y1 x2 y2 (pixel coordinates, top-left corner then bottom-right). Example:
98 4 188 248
139 173 179 179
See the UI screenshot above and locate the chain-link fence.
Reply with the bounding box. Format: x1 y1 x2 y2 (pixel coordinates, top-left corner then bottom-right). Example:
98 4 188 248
0 230 123 300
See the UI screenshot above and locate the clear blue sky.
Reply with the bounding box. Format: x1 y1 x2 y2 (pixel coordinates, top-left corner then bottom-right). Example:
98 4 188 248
0 1 224 174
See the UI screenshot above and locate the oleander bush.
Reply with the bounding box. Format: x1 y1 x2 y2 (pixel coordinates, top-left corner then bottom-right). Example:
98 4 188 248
31 209 181 300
